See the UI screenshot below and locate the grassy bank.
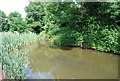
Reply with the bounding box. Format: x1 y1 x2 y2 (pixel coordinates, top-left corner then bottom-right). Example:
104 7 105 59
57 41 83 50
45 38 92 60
0 32 39 79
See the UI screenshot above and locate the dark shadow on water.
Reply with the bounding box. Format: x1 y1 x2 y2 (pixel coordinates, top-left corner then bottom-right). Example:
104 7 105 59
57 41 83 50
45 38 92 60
38 41 73 50
48 44 73 50
38 41 120 55
50 44 120 55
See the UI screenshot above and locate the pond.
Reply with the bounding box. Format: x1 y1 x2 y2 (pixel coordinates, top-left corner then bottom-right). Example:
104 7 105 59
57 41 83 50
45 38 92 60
26 43 118 79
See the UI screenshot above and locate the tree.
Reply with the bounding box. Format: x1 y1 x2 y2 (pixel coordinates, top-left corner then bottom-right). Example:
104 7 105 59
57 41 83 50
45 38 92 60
0 10 9 31
25 2 44 33
8 12 27 33
25 1 120 54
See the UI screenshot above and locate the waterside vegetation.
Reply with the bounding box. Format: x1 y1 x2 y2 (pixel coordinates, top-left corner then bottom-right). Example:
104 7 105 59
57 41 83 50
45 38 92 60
0 32 38 79
0 1 120 79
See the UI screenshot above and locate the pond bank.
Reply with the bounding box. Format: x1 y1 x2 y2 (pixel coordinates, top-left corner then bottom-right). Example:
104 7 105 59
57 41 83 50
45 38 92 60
39 38 120 55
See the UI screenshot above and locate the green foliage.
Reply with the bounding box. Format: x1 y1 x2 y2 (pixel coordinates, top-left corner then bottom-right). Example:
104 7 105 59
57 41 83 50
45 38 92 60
35 2 119 54
1 32 38 79
25 2 44 33
50 27 83 46
0 2 119 79
0 10 9 31
1 2 119 54
8 12 28 33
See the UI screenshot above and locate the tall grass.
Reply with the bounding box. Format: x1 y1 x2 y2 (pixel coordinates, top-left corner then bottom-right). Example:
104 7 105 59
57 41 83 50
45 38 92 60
0 32 39 79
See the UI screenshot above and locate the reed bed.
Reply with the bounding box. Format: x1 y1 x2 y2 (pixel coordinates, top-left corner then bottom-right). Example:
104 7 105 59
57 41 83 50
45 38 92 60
0 32 39 79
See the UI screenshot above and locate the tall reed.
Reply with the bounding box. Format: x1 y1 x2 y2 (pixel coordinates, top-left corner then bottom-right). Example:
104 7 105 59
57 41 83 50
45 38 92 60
1 32 38 79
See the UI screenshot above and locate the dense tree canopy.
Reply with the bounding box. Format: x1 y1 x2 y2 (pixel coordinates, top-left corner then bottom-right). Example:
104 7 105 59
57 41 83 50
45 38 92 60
25 2 44 33
8 12 28 33
0 2 120 54
25 2 120 53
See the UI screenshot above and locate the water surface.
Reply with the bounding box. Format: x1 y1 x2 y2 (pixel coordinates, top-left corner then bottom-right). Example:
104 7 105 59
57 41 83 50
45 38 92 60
27 43 118 79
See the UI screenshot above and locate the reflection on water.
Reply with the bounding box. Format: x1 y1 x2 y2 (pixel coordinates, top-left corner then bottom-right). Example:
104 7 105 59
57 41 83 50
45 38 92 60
26 67 54 79
27 43 118 79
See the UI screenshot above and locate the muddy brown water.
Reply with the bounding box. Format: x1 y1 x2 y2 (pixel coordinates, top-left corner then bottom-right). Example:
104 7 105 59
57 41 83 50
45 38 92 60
27 43 119 79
